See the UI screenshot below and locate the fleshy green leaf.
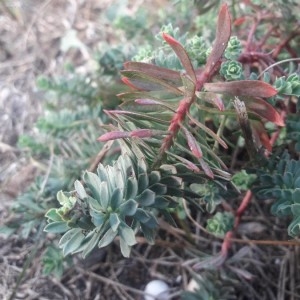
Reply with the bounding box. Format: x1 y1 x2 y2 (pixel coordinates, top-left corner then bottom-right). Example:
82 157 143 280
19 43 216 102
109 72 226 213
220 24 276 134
83 172 102 204
136 189 155 206
90 210 106 227
45 208 64 222
98 228 118 248
119 199 138 216
44 222 70 233
109 213 121 232
74 180 88 199
110 188 123 211
119 237 131 257
118 222 136 246
62 230 85 256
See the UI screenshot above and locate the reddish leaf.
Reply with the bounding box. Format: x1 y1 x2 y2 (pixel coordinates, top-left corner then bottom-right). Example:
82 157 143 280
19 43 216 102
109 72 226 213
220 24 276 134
251 121 272 152
204 81 278 98
123 62 182 86
195 92 225 111
169 152 201 173
118 90 176 102
233 17 246 26
181 125 203 158
199 158 214 179
243 97 284 126
162 33 196 83
121 70 182 94
130 129 168 138
205 3 231 74
181 73 196 99
122 77 142 90
135 98 176 111
98 131 129 142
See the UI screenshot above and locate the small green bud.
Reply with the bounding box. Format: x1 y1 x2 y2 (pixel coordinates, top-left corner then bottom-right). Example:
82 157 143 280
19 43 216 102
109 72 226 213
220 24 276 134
224 36 242 60
220 60 244 81
186 35 209 65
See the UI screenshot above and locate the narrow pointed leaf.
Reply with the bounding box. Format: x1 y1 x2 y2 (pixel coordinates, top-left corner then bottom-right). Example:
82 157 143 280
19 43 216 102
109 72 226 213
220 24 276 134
199 158 214 178
195 92 224 111
205 3 231 73
135 98 176 112
98 131 129 142
118 90 177 102
181 73 196 101
124 62 182 86
181 125 202 158
121 70 182 94
122 77 141 90
105 110 170 124
233 98 258 159
162 32 196 83
251 120 272 152
130 129 169 139
187 112 228 149
242 97 284 126
167 151 201 173
204 81 278 98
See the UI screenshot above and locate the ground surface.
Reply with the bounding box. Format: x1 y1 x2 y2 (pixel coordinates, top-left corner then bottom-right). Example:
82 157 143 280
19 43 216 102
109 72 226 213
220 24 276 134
0 1 300 300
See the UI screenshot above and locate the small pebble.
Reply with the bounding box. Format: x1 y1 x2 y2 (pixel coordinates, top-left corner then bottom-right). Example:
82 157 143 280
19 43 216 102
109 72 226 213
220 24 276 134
144 280 170 300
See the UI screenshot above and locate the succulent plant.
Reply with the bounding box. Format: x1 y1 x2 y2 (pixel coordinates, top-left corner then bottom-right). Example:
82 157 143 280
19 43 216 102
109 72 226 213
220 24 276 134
220 60 244 81
44 153 180 257
206 212 234 237
224 36 242 60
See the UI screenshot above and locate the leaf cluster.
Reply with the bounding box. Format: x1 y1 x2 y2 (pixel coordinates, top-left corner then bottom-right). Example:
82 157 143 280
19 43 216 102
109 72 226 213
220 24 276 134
253 152 300 237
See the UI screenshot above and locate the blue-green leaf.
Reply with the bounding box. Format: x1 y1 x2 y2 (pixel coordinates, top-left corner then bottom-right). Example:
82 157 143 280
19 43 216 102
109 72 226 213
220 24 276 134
110 188 123 211
125 177 138 200
44 222 70 233
119 237 131 258
90 210 106 227
45 208 63 222
62 230 86 256
83 171 102 203
109 213 121 232
118 222 136 246
136 189 155 206
98 228 118 248
119 199 138 216
74 180 88 199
